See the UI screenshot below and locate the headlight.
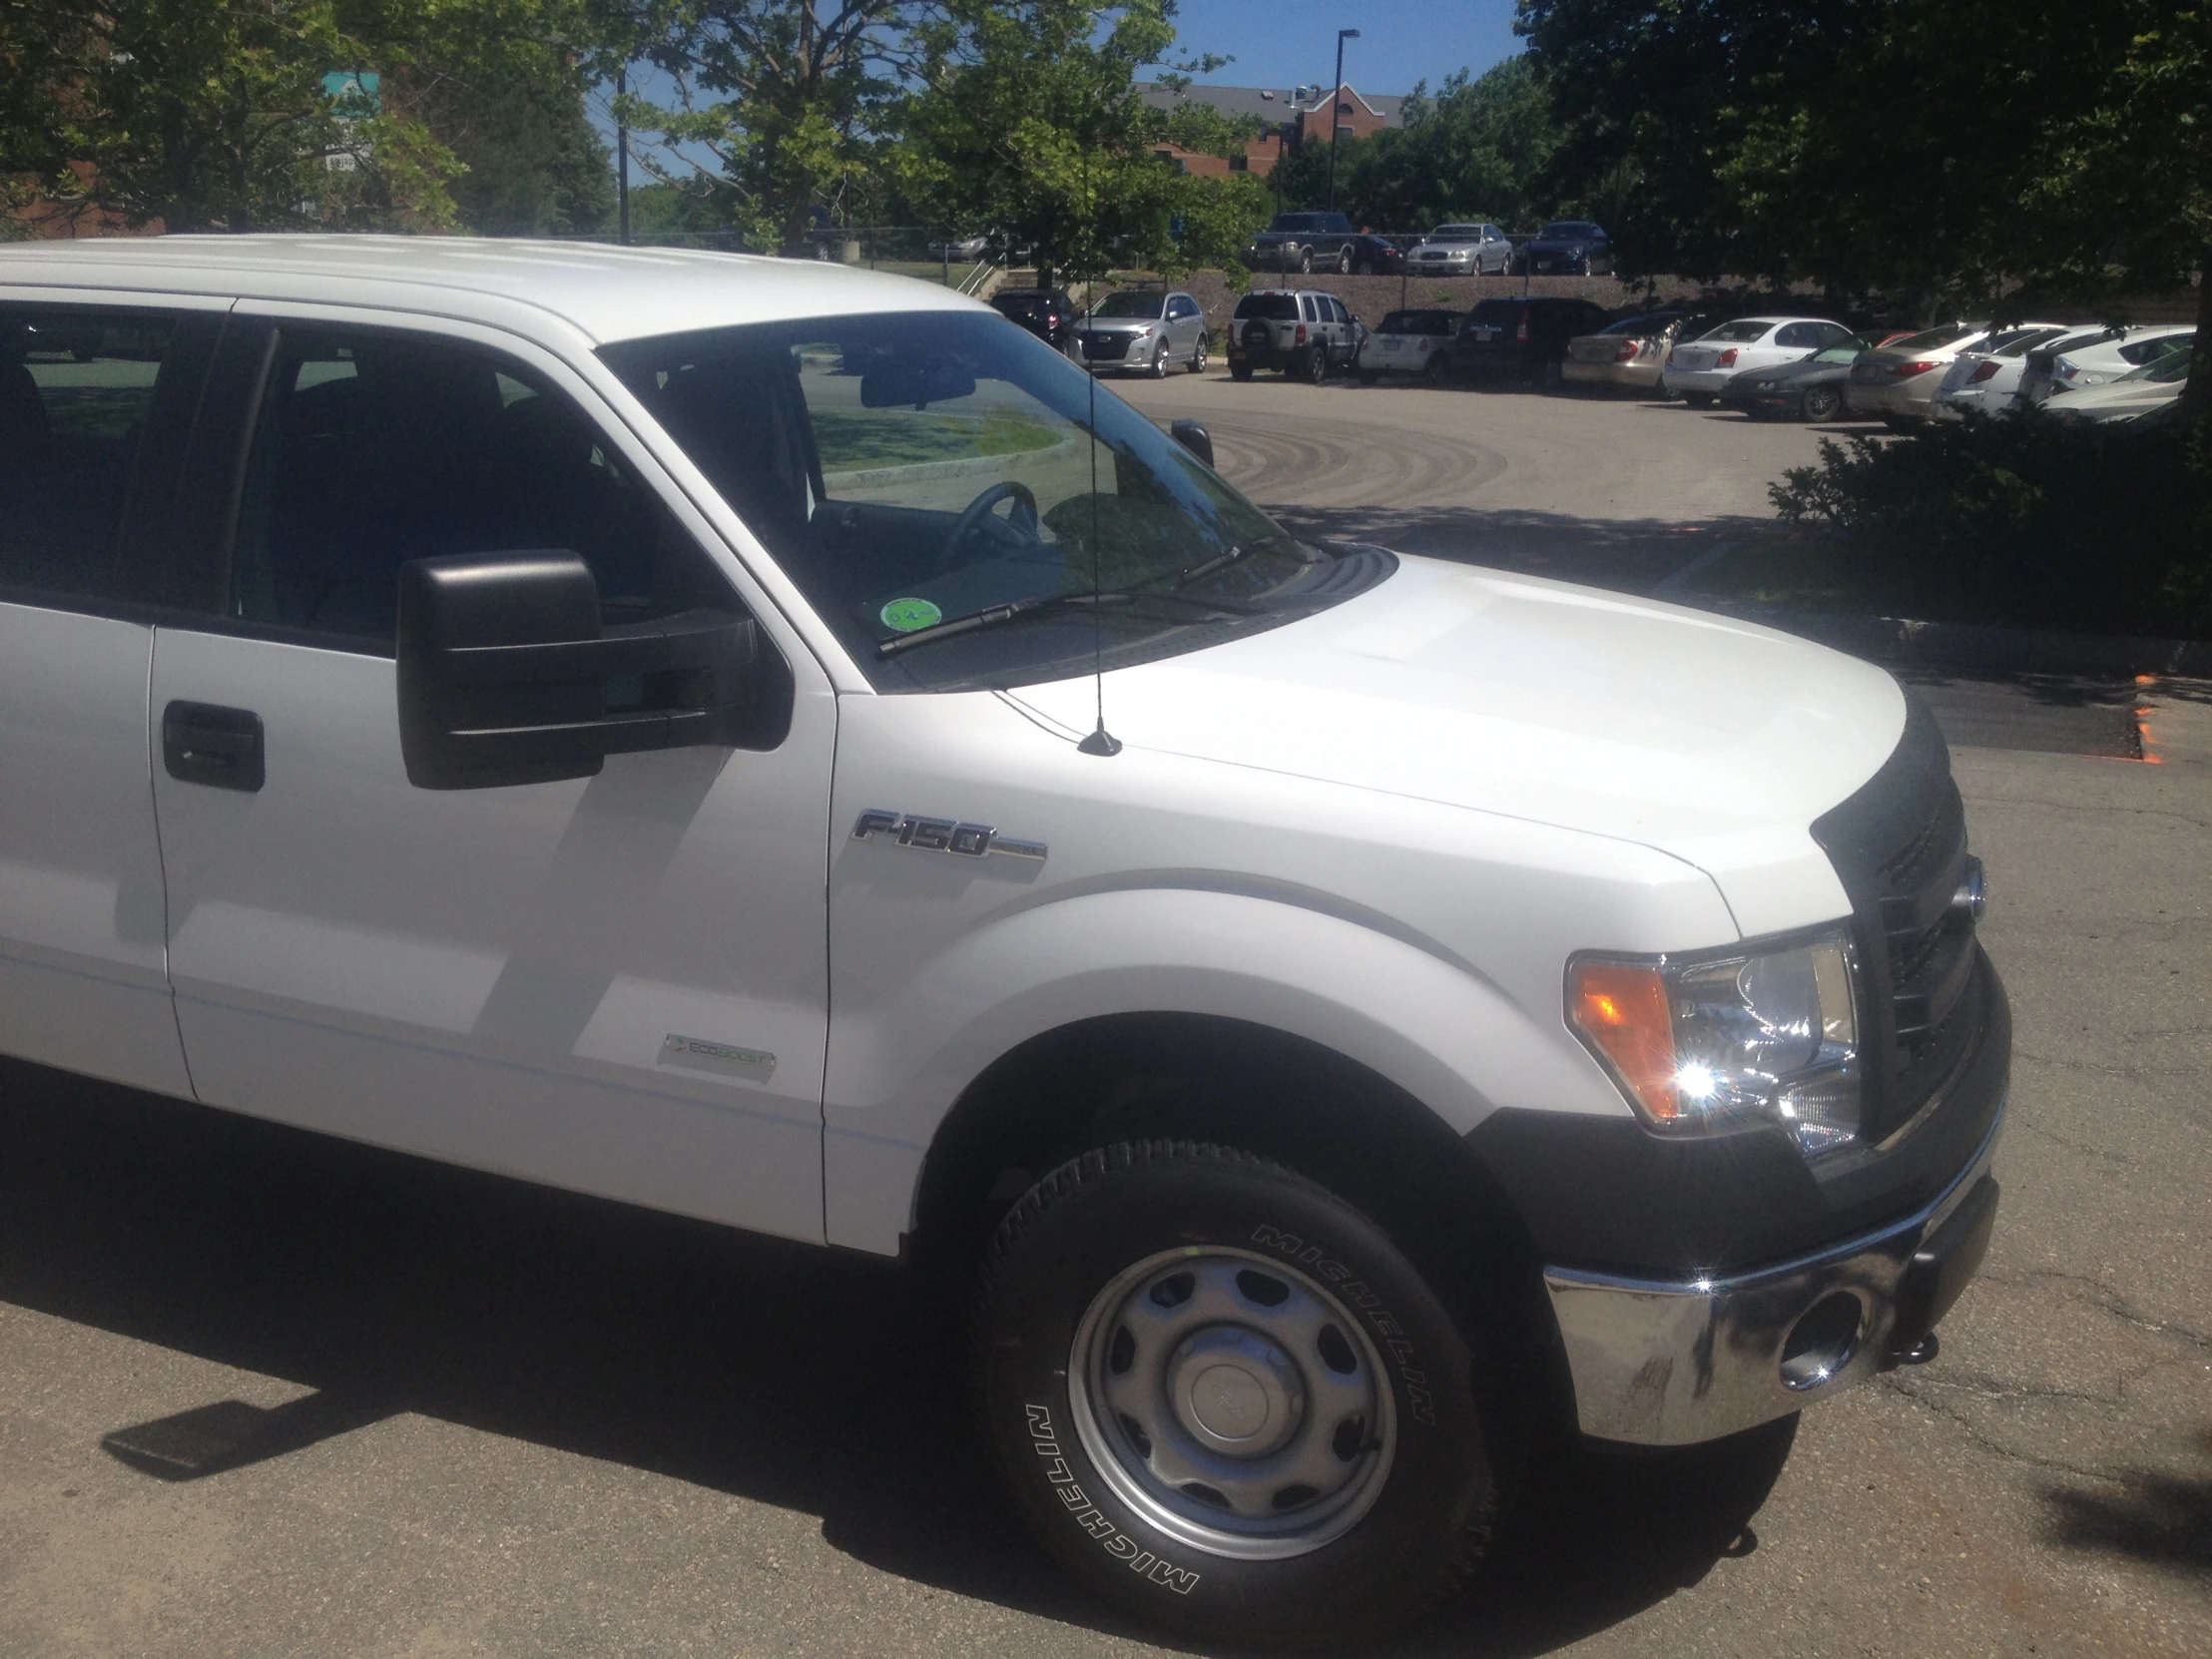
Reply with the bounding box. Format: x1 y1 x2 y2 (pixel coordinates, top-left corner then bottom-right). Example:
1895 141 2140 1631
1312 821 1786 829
1567 930 1862 1159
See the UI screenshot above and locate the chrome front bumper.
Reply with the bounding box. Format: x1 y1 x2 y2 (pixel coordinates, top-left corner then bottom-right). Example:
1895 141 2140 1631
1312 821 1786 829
1543 1107 2002 1445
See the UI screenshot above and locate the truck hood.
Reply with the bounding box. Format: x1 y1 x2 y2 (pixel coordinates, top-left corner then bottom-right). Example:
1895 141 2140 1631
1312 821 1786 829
1006 555 1906 938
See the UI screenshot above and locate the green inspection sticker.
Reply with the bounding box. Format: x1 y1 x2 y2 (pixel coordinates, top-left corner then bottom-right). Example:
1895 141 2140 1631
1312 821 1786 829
879 597 942 633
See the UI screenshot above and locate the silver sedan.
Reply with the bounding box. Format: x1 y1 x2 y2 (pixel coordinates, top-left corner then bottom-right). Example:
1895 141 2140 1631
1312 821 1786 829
1071 288 1211 376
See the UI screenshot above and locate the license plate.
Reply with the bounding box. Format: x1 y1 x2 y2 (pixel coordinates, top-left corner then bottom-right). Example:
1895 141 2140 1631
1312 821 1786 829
1473 327 1498 341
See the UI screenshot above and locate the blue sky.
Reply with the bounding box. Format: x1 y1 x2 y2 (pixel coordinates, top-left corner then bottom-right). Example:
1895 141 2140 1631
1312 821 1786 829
591 3 1524 183
1164 1 1522 96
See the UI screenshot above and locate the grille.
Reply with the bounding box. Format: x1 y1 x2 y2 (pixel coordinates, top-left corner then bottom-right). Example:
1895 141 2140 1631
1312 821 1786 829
1810 699 1982 1143
1080 333 1131 360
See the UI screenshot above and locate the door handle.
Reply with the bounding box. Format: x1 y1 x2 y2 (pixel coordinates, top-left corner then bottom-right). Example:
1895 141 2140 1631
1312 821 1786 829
163 702 265 793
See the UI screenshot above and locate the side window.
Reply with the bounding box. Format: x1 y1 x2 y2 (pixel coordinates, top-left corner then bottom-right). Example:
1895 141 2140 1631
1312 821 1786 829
229 327 737 648
1300 295 1318 323
1776 322 1819 349
0 308 183 603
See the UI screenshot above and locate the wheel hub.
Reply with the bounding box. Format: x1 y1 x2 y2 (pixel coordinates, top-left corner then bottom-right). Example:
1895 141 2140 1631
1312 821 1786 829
1168 1325 1305 1454
1065 1248 1396 1559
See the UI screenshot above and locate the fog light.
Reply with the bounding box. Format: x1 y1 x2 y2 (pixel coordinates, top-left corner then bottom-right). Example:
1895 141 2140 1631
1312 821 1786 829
1779 1293 1864 1390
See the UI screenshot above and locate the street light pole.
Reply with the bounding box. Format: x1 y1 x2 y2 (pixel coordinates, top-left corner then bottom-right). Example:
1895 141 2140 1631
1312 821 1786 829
1326 28 1360 215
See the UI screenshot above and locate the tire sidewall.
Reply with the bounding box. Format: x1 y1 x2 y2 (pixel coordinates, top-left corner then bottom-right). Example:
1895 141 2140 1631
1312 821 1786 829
975 1149 1494 1642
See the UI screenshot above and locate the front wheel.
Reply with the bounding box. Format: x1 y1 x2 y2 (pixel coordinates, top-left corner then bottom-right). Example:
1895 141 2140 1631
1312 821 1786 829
1337 247 1354 275
1150 341 1172 378
1801 383 1843 422
1190 337 1208 374
1297 249 1314 275
974 1143 1500 1650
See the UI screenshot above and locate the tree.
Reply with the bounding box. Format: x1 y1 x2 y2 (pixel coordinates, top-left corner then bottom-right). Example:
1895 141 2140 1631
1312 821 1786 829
898 0 1267 286
1274 59 1569 233
0 2 616 236
617 2 922 252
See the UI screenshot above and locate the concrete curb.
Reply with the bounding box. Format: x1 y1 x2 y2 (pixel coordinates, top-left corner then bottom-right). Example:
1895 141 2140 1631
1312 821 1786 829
1686 598 2212 678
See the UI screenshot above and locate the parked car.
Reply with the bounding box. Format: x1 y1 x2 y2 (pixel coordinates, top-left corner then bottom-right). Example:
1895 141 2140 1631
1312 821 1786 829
1341 234 1408 275
1357 308 1463 383
1510 222 1613 276
1406 223 1512 276
1844 323 2001 423
1073 288 1210 376
990 286 1078 352
2046 339 2194 424
1562 311 1723 392
1662 316 1861 406
1244 211 1360 275
1448 295 1611 382
1716 341 1869 422
2032 326 2197 405
1227 287 1361 381
1929 323 2074 417
2013 327 2123 409
0 234 2008 1652
926 231 990 261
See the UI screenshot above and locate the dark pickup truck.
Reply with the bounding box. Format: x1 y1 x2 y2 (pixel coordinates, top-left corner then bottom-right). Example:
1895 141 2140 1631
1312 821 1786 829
1244 211 1361 275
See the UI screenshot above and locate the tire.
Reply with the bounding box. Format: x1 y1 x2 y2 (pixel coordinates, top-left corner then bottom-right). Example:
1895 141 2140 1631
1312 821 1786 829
1150 341 1172 379
1297 249 1314 275
1299 344 1327 384
1683 392 1715 409
1355 261 1375 276
1189 337 1208 375
1230 361 1254 382
1802 383 1842 422
974 1142 1500 1650
1337 247 1354 275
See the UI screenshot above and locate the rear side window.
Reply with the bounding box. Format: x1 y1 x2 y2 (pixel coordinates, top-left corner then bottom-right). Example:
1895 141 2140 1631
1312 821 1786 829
1233 294 1299 321
1300 296 1318 323
229 327 733 649
0 308 183 603
2118 333 2192 365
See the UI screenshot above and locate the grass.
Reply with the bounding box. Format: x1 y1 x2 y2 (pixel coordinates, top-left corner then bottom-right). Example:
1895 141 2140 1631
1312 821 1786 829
813 406 1063 471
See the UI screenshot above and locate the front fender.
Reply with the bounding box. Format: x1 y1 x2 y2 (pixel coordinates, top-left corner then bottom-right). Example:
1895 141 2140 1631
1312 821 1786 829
822 884 1626 1253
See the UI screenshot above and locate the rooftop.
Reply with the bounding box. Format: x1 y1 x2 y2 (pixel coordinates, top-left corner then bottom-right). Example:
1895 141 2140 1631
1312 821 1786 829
0 235 978 344
1139 82 1406 129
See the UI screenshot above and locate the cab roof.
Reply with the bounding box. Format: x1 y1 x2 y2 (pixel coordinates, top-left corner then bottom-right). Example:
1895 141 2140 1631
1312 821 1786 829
0 235 981 345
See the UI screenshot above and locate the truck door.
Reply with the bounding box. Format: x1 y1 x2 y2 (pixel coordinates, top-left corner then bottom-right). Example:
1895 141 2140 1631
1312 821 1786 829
0 298 222 1097
145 312 834 1242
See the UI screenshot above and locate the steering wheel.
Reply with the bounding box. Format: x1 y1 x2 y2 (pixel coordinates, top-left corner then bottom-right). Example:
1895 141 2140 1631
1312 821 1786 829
935 479 1041 577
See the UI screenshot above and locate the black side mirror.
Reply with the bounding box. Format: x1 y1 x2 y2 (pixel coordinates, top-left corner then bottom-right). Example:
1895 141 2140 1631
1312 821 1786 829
1170 419 1214 469
396 551 760 791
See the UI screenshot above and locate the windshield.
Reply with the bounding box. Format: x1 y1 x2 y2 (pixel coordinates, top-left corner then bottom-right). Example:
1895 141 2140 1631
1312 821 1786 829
1091 291 1167 319
599 312 1361 692
1812 345 1862 363
1540 223 1595 239
1378 310 1458 335
1427 226 1481 242
2129 340 2194 382
2118 333 2192 365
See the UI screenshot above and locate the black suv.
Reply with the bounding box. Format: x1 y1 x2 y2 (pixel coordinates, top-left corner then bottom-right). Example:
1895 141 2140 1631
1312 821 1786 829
1448 296 1612 382
990 287 1077 351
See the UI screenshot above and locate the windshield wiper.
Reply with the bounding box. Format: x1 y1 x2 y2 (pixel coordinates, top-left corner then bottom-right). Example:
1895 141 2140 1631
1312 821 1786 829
1175 529 1316 587
876 587 1255 657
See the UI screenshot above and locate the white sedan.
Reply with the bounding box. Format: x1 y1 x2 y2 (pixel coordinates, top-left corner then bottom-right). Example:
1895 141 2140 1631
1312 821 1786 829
1929 323 2071 417
1661 316 1862 406
2039 326 2195 401
2048 341 2194 424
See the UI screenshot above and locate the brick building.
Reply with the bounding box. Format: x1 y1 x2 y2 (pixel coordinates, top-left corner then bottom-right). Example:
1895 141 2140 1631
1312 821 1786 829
1139 82 1404 179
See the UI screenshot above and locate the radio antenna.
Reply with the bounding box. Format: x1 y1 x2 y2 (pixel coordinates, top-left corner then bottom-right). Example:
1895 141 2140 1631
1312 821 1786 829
1076 147 1121 758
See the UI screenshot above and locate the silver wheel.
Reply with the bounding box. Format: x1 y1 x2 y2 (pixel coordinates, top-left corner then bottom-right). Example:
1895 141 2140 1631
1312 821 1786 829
1190 336 1208 374
1151 341 1171 378
1065 1246 1397 1560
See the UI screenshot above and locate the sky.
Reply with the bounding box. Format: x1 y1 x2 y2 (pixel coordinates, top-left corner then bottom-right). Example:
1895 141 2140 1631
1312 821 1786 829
1163 0 1522 97
589 2 1525 185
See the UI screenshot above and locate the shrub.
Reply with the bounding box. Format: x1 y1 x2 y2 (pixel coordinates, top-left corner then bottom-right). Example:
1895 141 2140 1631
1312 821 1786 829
1769 412 2212 638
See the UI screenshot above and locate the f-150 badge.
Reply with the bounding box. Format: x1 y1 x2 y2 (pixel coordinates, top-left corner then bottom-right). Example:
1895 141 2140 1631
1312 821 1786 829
851 809 1046 863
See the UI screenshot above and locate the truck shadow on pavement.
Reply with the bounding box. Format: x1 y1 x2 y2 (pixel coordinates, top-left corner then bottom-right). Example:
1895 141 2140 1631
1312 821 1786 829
0 1059 1791 1656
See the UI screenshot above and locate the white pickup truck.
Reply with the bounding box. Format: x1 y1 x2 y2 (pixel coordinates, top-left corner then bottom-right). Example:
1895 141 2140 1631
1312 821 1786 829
0 239 2005 1648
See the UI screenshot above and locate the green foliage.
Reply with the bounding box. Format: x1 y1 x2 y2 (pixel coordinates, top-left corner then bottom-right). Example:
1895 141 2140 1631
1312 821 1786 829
1769 416 2212 636
0 2 616 236
1517 0 2210 337
1275 60 1570 233
898 1 1269 285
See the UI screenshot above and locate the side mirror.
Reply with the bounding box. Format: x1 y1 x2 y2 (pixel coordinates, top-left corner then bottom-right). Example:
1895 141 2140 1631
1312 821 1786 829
1170 419 1215 468
396 551 760 791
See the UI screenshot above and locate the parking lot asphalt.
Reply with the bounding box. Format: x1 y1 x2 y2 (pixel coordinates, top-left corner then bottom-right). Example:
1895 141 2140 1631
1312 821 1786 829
3 382 2207 1659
